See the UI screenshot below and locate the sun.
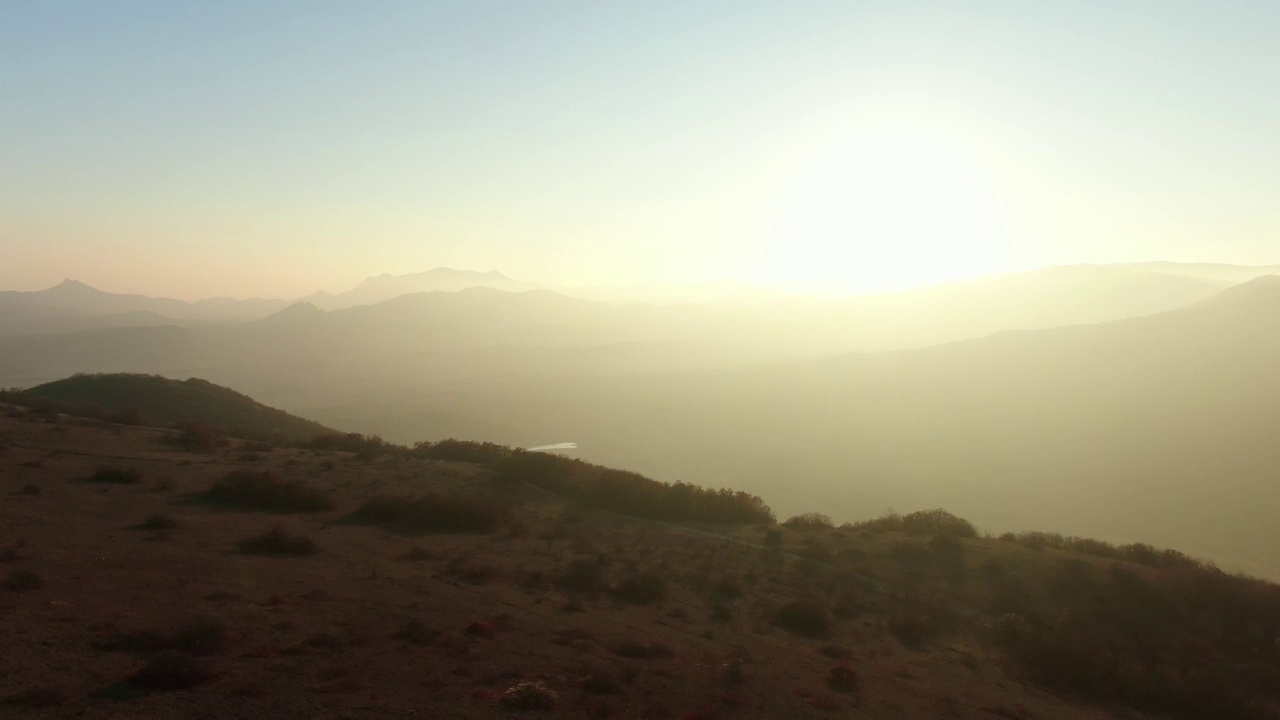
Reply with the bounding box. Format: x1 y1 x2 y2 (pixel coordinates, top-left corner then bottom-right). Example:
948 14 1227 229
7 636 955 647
763 132 1006 293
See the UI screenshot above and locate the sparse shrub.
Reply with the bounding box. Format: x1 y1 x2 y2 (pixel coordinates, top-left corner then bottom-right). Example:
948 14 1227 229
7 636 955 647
785 512 834 529
0 548 21 562
930 532 968 582
797 539 833 561
400 546 433 562
111 408 148 426
392 619 439 645
722 656 747 686
891 541 934 570
135 513 180 532
827 663 861 698
3 569 42 591
500 681 558 710
170 616 229 656
174 421 226 452
298 632 344 653
763 528 783 546
2 686 65 708
580 673 623 695
236 526 317 556
610 572 666 605
851 508 977 538
242 440 273 452
93 629 170 654
497 449 775 525
556 558 608 599
710 576 743 601
419 438 511 464
129 651 209 691
611 639 674 659
832 589 861 619
446 555 496 584
820 644 853 659
311 432 396 459
773 598 831 637
887 610 941 649
710 601 733 623
89 465 142 484
988 613 1031 645
204 470 332 513
95 616 228 657
19 484 39 496
347 494 504 534
901 509 977 537
151 477 175 492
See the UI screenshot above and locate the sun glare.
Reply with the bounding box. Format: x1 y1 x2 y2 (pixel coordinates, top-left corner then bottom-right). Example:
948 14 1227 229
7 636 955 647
764 132 1005 293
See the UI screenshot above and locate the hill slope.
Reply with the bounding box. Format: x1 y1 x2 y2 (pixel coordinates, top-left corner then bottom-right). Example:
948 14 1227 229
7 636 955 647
3 402 1279 718
18 373 338 444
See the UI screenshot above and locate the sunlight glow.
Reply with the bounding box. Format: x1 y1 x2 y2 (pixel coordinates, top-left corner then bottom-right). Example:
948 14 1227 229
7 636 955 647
764 132 1006 293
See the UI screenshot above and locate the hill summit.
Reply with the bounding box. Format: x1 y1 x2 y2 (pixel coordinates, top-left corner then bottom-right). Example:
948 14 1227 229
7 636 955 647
16 373 336 444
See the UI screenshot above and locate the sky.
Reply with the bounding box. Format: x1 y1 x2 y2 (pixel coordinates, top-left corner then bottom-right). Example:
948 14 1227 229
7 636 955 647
3 1 1279 299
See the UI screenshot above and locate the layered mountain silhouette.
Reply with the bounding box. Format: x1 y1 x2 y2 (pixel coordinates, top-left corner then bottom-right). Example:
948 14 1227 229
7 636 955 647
0 279 290 327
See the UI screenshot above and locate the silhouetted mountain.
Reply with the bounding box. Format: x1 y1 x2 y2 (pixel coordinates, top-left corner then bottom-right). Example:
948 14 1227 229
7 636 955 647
0 279 289 322
258 301 326 323
306 268 544 309
19 373 337 443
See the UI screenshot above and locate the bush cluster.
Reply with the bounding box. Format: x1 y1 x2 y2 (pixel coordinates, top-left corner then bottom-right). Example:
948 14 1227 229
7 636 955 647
497 449 775 525
203 470 332 513
989 558 1280 719
347 494 505 534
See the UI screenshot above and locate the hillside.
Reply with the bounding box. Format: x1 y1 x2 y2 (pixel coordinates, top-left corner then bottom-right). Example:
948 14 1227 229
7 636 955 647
13 374 338 445
307 276 1280 579
3 401 1280 718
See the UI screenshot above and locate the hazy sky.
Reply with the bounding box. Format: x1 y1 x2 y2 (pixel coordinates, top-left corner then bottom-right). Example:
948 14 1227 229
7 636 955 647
4 1 1279 299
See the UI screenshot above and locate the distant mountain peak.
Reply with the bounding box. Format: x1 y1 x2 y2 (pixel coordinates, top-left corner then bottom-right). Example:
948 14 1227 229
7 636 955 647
41 278 106 297
264 301 325 321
